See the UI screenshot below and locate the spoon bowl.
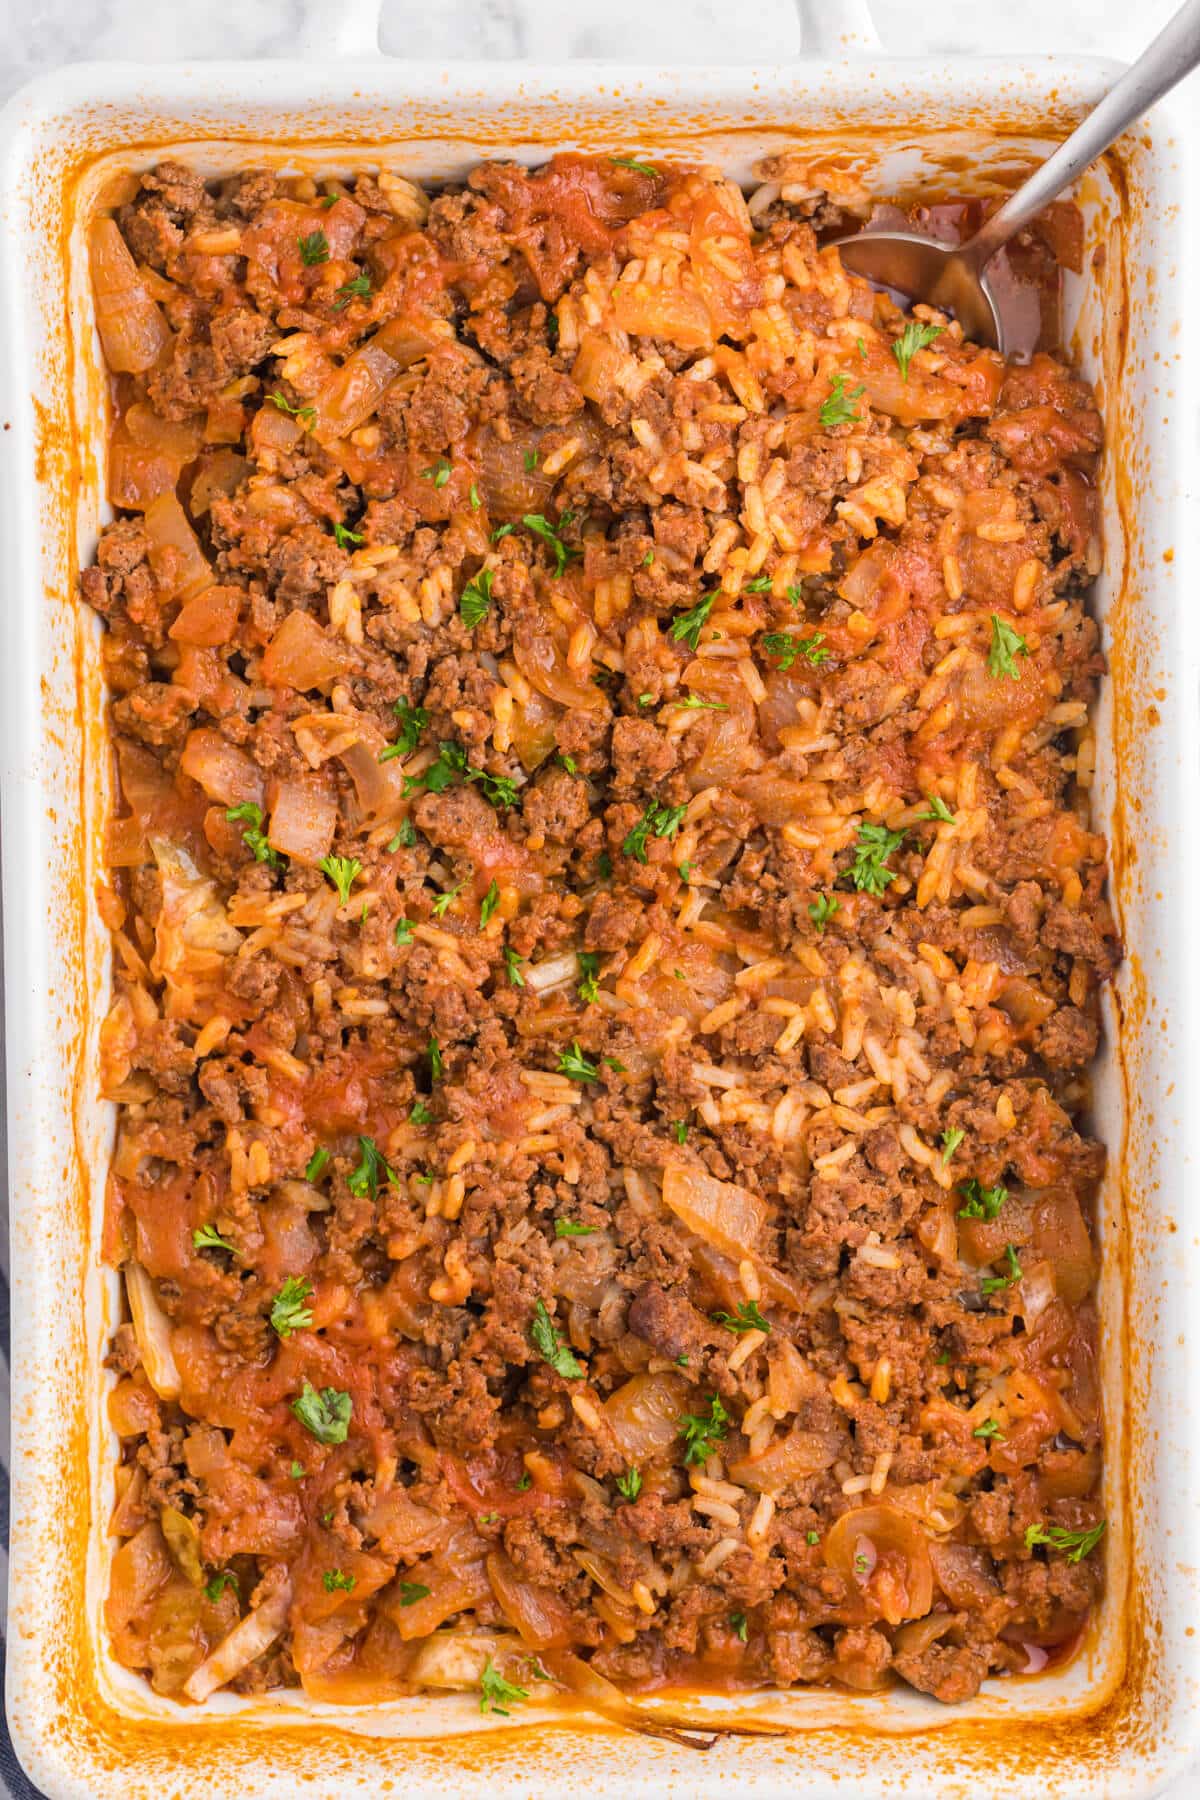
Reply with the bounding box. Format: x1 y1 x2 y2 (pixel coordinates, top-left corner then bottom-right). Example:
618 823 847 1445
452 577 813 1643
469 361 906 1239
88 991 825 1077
832 230 1002 349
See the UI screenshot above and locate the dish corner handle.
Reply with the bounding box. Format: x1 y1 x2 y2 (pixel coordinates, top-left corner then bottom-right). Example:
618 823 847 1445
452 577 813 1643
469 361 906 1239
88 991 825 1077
794 0 882 55
292 0 382 59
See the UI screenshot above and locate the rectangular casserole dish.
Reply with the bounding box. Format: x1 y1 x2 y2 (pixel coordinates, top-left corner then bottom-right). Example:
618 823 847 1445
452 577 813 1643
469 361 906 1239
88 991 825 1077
1 3 1199 1792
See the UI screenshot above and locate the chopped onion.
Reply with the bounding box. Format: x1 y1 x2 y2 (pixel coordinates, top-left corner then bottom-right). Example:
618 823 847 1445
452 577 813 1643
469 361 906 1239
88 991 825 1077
525 951 583 994
168 585 240 648
143 492 212 600
90 218 171 374
728 1426 844 1494
486 1550 576 1649
261 611 350 690
1021 1641 1050 1674
268 777 338 866
182 1582 292 1702
604 1370 689 1460
179 728 263 807
310 336 405 445
125 1262 181 1401
662 1163 767 1263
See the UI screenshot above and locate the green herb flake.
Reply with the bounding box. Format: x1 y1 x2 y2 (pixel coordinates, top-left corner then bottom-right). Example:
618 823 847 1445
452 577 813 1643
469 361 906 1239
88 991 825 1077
669 590 717 651
428 1035 444 1082
622 800 688 864
480 880 500 927
973 1418 1006 1443
431 881 463 919
557 1041 600 1084
503 946 526 988
892 320 943 382
523 449 539 472
460 567 494 629
918 793 956 824
305 1147 330 1183
940 1127 965 1165
289 1461 306 1479
298 229 330 266
848 822 906 896
958 1179 1008 1221
981 1243 1023 1295
421 457 452 488
711 1300 770 1335
610 155 658 177
988 614 1029 681
516 1472 532 1491
761 630 831 671
399 1581 431 1605
673 1120 688 1144
318 854 362 906
819 374 865 429
469 483 481 509
529 1298 584 1379
323 1568 356 1593
394 917 415 947
615 1466 642 1502
577 951 601 1005
192 1223 235 1254
333 521 364 550
808 892 840 934
678 1394 729 1466
730 1612 749 1642
379 701 430 763
270 1276 314 1340
1024 1520 1106 1563
480 1657 529 1716
331 271 372 311
555 1218 596 1238
204 1571 238 1603
225 801 280 868
347 1134 396 1201
410 1100 433 1125
290 1380 352 1445
674 694 728 712
267 391 316 426
806 1530 821 1546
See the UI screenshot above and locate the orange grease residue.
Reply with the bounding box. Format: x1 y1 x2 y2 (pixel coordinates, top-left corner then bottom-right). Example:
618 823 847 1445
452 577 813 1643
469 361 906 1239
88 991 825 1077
7 90 1174 1800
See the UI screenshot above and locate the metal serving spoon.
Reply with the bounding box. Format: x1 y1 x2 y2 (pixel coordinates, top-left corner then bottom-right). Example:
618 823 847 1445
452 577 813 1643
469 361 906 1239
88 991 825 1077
834 0 1200 353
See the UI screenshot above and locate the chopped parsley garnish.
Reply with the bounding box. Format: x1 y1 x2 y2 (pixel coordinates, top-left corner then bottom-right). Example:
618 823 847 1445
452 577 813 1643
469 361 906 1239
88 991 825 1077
467 766 520 810
331 272 372 311
460 567 494 628
268 391 316 426
819 374 865 429
204 1571 238 1602
731 1612 749 1642
973 1418 1006 1443
712 1300 770 1335
225 801 280 867
678 1395 729 1466
421 458 452 488
642 549 655 566
305 1147 330 1183
428 1035 444 1082
529 1298 583 1379
524 511 581 576
1024 1520 1106 1563
469 483 481 509
410 1100 432 1125
670 591 717 651
298 230 329 266
480 1657 529 1716
808 892 839 934
557 751 578 775
892 320 942 381
398 1581 431 1605
270 1277 314 1339
742 575 774 593
405 740 469 797
615 1466 643 1502
290 1380 352 1444
577 951 601 1004
333 521 364 550
610 155 658 176
394 917 415 947
675 694 728 712
347 1134 396 1201
981 1244 1023 1295
480 880 500 926
503 947 526 987
389 818 418 851
762 630 830 670
806 1530 821 1546
848 822 906 895
289 1461 306 1479
958 1179 1008 1221
523 449 539 472
379 701 429 762
988 614 1029 680
918 793 955 823
940 1127 965 1165
622 800 688 863
323 1568 356 1593
673 1120 688 1144
516 1471 532 1491
318 854 362 906
431 880 463 919
555 1218 596 1238
193 1223 235 1253
853 1550 871 1576
557 1041 601 1083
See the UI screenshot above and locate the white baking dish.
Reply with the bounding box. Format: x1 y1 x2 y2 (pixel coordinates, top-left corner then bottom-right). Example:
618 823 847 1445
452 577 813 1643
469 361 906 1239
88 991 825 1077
1 4 1198 1793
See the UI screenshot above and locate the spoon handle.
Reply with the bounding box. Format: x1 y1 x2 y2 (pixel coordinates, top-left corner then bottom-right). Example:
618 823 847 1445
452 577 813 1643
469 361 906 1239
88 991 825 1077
960 0 1200 274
